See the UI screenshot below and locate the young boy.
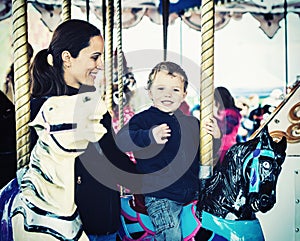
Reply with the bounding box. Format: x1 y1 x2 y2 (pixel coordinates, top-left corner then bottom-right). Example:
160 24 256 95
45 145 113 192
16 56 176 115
116 61 221 240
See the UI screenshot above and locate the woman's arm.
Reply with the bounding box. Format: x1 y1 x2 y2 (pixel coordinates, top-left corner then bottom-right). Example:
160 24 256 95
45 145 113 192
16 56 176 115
98 112 137 174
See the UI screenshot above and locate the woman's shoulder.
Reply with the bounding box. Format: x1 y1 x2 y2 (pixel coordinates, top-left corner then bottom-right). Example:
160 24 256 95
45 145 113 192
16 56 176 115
30 96 50 108
224 108 242 125
224 108 241 117
30 96 51 119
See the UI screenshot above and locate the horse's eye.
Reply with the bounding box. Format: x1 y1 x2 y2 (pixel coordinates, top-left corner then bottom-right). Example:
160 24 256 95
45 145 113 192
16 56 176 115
262 161 271 170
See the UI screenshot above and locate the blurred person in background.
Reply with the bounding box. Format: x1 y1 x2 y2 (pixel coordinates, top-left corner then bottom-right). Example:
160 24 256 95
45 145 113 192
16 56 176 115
3 43 34 103
236 96 254 142
214 86 242 164
0 43 34 188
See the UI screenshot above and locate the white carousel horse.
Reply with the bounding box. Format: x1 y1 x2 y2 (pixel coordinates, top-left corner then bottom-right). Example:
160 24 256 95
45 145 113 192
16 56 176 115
0 92 107 241
195 127 287 241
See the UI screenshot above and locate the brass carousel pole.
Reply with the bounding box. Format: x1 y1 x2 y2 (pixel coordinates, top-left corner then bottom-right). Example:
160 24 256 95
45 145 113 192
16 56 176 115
12 0 30 175
115 0 126 196
199 0 215 179
105 0 114 113
62 0 71 22
116 0 124 129
162 0 170 61
100 0 107 97
86 0 90 22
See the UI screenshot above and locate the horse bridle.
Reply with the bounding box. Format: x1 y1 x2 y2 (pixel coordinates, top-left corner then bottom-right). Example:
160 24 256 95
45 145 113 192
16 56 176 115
242 142 275 193
41 110 86 153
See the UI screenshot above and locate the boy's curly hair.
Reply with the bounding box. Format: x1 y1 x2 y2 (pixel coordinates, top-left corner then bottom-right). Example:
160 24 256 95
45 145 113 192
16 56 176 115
147 61 188 92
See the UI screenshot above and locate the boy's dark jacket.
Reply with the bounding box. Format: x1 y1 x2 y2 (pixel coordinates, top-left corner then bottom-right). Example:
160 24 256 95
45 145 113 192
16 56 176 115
116 106 200 204
30 85 137 235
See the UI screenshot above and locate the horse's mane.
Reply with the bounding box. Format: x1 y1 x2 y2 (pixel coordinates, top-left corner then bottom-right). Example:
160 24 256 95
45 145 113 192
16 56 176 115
198 133 264 218
200 137 260 193
220 137 260 173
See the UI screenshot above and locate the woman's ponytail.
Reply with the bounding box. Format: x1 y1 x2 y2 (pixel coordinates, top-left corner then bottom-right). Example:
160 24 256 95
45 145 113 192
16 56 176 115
30 49 66 98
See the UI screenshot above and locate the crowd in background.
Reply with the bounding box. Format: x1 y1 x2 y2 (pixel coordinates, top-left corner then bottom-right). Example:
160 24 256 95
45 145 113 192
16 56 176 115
190 88 285 144
235 88 285 142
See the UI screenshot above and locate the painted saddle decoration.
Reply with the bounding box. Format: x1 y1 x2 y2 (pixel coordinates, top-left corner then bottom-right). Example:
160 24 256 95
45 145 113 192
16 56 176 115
119 194 200 241
0 92 107 241
195 126 287 241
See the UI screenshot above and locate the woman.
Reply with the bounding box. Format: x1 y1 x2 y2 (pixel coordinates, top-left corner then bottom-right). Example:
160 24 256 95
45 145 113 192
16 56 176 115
30 19 137 241
214 86 242 164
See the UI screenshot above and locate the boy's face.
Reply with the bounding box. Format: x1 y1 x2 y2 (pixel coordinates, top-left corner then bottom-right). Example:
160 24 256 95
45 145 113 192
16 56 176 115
149 70 187 113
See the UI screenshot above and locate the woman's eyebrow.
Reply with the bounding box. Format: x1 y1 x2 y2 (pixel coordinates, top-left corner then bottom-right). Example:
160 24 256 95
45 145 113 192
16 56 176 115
92 51 102 55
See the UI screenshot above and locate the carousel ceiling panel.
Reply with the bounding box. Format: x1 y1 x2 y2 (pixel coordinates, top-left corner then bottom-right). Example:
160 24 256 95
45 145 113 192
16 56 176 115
3 0 300 38
251 12 285 39
72 0 156 8
181 10 232 32
72 0 100 7
30 1 62 32
28 0 62 5
115 0 156 8
93 6 147 29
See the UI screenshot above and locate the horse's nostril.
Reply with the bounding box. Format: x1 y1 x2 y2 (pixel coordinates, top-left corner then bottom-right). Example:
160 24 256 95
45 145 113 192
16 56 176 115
260 194 270 206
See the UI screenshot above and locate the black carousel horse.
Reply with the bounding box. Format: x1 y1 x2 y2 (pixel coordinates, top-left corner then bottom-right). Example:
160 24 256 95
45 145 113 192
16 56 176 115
195 126 287 241
118 127 286 241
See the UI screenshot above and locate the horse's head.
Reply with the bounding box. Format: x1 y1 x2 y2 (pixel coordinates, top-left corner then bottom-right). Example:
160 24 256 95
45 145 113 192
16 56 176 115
30 92 107 157
241 126 287 214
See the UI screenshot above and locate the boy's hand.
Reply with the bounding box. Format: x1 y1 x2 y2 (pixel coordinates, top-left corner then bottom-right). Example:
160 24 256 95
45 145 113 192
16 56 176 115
152 123 171 144
204 117 221 139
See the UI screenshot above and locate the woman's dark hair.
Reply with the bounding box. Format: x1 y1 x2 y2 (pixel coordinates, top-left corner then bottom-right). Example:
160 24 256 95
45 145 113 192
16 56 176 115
30 19 101 98
214 86 240 111
147 61 188 92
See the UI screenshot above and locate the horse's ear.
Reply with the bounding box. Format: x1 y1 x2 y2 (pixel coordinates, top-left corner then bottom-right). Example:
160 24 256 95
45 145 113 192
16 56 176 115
274 136 287 166
276 136 287 150
259 126 273 150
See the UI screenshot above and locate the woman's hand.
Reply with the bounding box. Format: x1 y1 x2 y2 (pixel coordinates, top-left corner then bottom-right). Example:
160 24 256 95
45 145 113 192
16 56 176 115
152 123 171 144
204 117 221 139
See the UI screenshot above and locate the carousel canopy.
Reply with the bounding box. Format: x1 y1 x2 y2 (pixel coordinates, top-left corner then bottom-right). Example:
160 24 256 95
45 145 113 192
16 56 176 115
0 0 300 38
